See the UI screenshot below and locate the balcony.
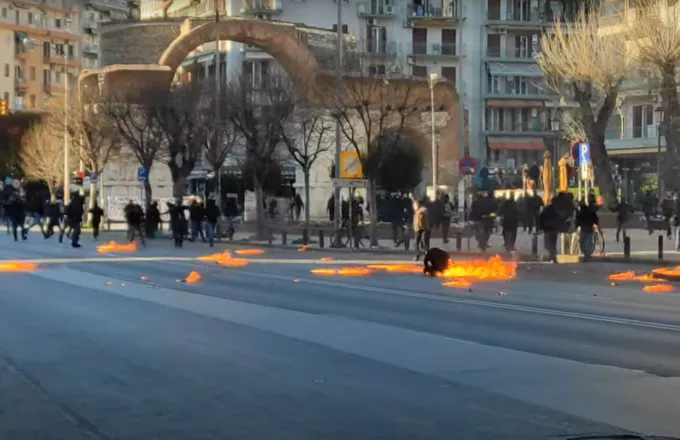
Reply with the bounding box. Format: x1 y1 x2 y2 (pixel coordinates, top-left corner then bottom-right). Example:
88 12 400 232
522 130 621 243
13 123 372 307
364 39 399 57
486 46 538 62
240 0 282 15
485 86 553 100
605 125 666 155
406 3 460 26
357 2 397 18
15 76 28 92
484 120 554 137
408 42 457 61
486 8 546 28
83 17 99 31
83 43 100 57
86 0 129 10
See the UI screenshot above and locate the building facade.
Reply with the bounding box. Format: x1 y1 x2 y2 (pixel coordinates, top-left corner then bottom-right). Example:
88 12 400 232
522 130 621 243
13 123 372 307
80 0 140 70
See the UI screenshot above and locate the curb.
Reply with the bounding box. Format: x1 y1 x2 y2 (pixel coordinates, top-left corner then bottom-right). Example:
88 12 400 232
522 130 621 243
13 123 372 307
592 256 680 266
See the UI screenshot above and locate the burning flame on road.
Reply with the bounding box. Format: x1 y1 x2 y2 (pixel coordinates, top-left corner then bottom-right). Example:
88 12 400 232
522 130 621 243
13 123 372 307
311 267 373 277
181 271 202 284
442 279 473 289
234 249 265 256
367 264 423 274
643 284 675 294
97 241 137 253
0 262 38 272
439 256 517 281
197 251 249 267
607 271 655 282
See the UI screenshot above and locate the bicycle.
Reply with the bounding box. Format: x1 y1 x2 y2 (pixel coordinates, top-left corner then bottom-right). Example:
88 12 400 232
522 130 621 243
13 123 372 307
569 225 604 257
330 220 365 249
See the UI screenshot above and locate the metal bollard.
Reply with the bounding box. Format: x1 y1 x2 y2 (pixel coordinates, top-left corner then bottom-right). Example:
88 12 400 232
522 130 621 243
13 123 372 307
281 231 288 246
302 229 309 245
455 232 462 252
107 218 111 231
404 234 410 251
531 234 538 257
353 228 360 249
268 229 273 245
318 230 325 249
658 234 664 260
623 236 631 261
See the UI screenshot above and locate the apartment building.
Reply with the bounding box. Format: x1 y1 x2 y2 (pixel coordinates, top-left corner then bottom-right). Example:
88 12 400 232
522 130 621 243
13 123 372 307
81 0 139 70
0 0 83 112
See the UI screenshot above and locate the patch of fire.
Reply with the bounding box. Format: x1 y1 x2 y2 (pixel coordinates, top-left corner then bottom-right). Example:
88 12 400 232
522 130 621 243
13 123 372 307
311 267 373 277
607 271 655 282
442 279 473 289
234 249 265 256
97 241 137 253
0 262 38 272
439 255 517 281
180 271 202 284
366 264 422 274
643 284 675 294
650 267 680 282
197 251 248 267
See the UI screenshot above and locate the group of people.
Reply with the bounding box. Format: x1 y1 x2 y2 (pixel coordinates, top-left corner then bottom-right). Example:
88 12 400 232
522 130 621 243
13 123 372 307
0 191 102 248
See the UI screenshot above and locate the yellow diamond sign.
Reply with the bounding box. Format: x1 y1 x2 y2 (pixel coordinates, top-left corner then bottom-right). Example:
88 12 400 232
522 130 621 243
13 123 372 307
340 151 363 179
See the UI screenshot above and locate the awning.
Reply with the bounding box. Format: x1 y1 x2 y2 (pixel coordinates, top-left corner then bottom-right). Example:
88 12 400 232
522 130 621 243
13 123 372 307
487 62 543 77
486 99 544 108
488 138 545 151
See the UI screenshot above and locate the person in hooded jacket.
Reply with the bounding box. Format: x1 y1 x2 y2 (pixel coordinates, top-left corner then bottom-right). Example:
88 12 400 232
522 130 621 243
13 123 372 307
204 198 221 247
539 198 560 264
7 194 26 242
500 196 520 252
168 200 187 248
189 199 206 242
43 199 62 239
66 194 84 248
89 201 104 240
145 201 161 238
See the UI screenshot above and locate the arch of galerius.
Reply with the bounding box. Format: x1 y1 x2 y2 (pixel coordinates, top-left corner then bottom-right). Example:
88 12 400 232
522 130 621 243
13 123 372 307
79 17 464 186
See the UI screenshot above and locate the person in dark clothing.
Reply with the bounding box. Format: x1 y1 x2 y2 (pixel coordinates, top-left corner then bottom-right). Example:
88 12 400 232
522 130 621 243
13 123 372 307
327 195 335 222
89 202 104 240
661 192 675 238
614 199 630 243
146 201 161 238
539 200 560 264
576 201 599 259
441 194 454 244
204 198 221 247
641 191 657 234
43 200 62 239
500 197 520 252
66 194 84 248
7 194 26 242
125 201 145 246
188 199 205 242
293 194 303 222
168 201 187 248
423 247 450 276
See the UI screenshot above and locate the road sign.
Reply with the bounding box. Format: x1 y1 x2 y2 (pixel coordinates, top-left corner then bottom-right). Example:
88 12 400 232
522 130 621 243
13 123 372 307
89 172 99 184
137 167 149 182
332 178 368 189
578 142 591 167
571 142 581 165
458 156 478 175
339 151 363 179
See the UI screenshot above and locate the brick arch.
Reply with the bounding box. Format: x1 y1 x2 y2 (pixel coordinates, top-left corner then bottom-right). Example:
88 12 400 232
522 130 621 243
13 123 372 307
158 19 320 88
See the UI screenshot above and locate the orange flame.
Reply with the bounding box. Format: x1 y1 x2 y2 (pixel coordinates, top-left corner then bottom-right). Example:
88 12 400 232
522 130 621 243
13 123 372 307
311 267 373 277
0 262 38 272
607 271 656 282
181 271 202 284
298 245 310 252
650 267 680 280
197 251 248 267
97 241 137 253
442 279 473 289
643 284 675 294
217 258 249 268
320 257 333 262
366 264 422 274
439 256 517 281
234 249 265 256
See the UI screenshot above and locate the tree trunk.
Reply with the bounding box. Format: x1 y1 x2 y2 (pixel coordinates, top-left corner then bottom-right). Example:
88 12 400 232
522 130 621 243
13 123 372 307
368 179 379 247
303 170 310 245
590 135 617 208
86 180 97 226
143 180 153 210
253 178 267 241
172 174 187 199
660 65 680 189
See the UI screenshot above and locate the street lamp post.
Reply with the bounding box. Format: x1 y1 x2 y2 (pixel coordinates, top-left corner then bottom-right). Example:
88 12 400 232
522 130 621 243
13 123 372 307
428 73 438 192
656 106 664 199
551 117 561 171
332 0 343 247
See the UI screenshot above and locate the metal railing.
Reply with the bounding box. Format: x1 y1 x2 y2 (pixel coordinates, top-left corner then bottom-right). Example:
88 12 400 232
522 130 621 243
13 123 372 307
410 41 456 56
486 46 537 59
407 4 458 19
357 2 397 16
365 40 399 55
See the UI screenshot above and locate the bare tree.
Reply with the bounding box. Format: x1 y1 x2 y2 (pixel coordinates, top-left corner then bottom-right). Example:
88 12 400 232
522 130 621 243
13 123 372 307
99 90 164 207
51 92 122 210
334 55 426 245
223 70 294 239
149 83 211 198
202 87 240 202
622 0 680 188
20 121 75 200
280 100 334 243
538 6 626 206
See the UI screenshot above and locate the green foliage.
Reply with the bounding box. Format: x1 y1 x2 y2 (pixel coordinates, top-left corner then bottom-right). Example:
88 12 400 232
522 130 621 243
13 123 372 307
363 138 423 193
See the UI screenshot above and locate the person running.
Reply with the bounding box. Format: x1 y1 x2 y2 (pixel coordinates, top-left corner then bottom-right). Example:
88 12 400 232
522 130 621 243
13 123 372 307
65 194 84 248
89 201 104 240
43 199 62 239
204 198 220 247
7 193 26 242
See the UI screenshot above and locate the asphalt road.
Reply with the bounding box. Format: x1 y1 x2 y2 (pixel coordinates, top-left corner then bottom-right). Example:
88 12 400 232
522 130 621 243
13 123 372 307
1 234 680 439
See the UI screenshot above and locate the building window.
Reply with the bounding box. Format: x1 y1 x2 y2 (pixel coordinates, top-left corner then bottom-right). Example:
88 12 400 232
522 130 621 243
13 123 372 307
29 94 35 108
55 17 61 28
43 69 50 86
43 42 50 58
441 66 456 85
30 66 35 81
27 12 33 24
1 8 7 18
632 104 654 138
55 44 64 56
368 64 385 76
487 74 500 93
55 71 61 84
412 65 427 77
68 45 74 57
332 24 348 34
14 9 19 25
3 64 8 77
3 92 9 102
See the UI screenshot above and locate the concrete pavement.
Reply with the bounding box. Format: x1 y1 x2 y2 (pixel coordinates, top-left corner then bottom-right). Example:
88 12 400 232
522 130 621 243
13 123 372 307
1 235 680 438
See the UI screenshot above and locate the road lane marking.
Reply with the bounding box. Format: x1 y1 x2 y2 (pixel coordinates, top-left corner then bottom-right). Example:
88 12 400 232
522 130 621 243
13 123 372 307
0 256 420 265
233 270 680 333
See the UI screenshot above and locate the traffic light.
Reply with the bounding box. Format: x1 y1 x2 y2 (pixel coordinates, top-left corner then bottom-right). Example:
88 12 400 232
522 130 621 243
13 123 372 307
71 172 84 185
0 100 7 116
